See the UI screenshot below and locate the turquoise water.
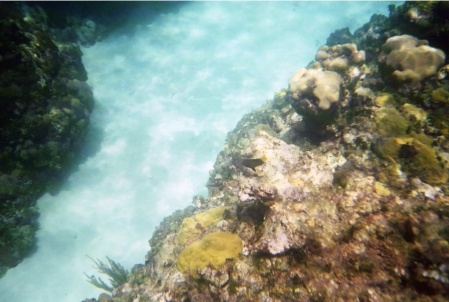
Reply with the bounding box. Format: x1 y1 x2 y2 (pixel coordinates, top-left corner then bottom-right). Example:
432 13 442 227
0 2 398 301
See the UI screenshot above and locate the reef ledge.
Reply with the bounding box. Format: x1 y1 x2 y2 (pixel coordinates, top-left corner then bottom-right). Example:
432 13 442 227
85 2 449 301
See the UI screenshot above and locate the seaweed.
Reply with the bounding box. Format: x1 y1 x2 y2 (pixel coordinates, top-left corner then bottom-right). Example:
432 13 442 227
84 256 129 292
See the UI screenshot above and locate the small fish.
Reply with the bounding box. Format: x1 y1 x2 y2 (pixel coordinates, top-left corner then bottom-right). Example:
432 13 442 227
241 155 267 171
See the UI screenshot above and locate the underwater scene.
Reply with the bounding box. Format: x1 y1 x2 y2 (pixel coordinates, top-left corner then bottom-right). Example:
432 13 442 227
1 1 449 301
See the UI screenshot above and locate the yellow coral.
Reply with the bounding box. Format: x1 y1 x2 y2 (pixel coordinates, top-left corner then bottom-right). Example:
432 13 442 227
375 93 396 107
374 181 391 196
408 140 448 185
177 232 242 279
195 206 230 228
400 103 427 122
175 206 230 245
380 137 413 159
431 88 449 104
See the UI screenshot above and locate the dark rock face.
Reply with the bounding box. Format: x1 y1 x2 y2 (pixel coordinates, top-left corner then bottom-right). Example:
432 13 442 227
28 2 184 46
0 3 94 277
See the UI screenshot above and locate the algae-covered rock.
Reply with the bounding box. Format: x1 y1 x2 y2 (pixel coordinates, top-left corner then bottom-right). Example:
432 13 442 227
378 137 448 185
431 88 449 104
375 107 410 137
0 3 94 276
177 232 242 279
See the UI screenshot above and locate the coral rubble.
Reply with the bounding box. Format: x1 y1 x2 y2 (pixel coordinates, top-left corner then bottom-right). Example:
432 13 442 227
82 2 448 301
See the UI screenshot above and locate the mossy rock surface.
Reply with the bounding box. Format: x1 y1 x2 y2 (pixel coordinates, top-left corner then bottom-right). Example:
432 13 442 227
379 137 448 185
375 107 410 137
405 140 448 185
375 93 396 107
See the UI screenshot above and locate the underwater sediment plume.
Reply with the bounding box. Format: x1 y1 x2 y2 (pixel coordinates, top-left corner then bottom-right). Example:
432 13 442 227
1 1 449 301
89 2 449 301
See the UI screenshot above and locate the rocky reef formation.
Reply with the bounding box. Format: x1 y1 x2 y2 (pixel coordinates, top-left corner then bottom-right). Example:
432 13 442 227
0 3 94 277
0 0 186 282
87 2 449 301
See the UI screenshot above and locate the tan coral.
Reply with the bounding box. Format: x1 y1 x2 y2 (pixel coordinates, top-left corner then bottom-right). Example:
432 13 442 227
379 35 446 82
315 43 366 70
288 68 342 110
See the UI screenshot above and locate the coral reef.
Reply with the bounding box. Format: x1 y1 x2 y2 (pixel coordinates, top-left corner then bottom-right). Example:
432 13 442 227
79 1 448 301
0 3 94 276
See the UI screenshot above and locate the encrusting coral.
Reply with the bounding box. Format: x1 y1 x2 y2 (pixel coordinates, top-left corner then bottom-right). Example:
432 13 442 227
177 232 242 279
175 206 230 246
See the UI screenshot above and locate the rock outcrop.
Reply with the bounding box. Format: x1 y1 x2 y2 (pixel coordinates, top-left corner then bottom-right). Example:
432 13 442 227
88 2 449 301
0 3 94 277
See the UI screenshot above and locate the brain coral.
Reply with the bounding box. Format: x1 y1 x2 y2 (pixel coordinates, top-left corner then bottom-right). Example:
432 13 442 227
378 35 446 82
288 68 342 110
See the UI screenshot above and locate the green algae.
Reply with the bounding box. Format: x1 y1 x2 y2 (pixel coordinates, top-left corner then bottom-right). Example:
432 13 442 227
405 140 448 185
431 88 449 104
254 124 277 137
379 137 448 185
375 107 410 137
